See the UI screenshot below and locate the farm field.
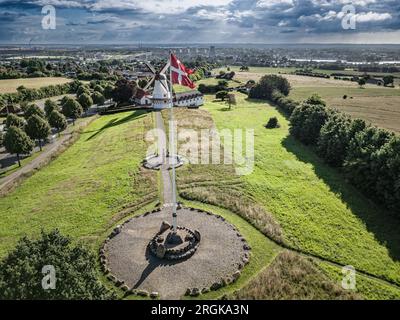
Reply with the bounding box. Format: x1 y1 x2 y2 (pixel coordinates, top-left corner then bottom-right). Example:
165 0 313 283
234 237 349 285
172 93 400 299
0 110 157 257
0 77 72 94
218 66 400 133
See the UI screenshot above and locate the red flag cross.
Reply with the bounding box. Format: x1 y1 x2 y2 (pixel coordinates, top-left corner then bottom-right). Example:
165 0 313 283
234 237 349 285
170 54 196 89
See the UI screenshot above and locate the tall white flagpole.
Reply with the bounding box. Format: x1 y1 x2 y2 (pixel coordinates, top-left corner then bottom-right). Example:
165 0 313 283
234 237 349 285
168 52 178 233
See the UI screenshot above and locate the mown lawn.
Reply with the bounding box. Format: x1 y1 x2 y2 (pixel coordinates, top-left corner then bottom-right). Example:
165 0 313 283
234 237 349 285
204 93 400 289
0 110 157 257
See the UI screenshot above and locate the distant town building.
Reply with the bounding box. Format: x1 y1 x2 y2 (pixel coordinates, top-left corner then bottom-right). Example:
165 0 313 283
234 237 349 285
209 46 216 58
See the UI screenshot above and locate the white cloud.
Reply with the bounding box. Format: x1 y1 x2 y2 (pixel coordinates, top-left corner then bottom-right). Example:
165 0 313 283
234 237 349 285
256 0 294 9
90 0 233 14
356 11 392 23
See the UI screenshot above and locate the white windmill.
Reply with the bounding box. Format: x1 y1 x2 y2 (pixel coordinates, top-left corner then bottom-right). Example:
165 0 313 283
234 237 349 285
142 62 172 110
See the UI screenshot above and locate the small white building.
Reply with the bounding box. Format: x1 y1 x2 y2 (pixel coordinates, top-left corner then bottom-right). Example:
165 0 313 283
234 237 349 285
174 90 204 108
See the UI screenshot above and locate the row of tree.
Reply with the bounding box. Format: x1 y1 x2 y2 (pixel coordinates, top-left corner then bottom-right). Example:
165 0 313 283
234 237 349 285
289 96 400 213
0 81 80 112
248 74 399 214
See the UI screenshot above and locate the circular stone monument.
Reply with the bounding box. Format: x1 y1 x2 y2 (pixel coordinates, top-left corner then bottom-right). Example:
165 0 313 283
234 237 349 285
102 207 251 299
143 154 184 170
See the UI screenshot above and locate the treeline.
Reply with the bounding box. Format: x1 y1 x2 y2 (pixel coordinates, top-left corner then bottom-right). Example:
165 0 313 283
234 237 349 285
0 81 80 111
250 74 400 214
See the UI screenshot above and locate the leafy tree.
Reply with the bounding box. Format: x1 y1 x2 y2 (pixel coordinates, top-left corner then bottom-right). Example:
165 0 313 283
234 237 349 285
6 114 25 129
344 126 394 197
373 136 400 212
317 112 353 167
44 99 58 118
3 126 34 167
103 84 114 102
76 85 90 96
91 92 106 106
112 79 137 105
290 102 330 145
78 93 93 111
216 91 228 101
25 114 51 151
62 99 83 125
48 110 67 136
24 104 45 119
358 78 366 88
249 75 291 100
0 230 116 300
383 75 394 87
304 94 326 107
0 131 3 147
93 85 104 94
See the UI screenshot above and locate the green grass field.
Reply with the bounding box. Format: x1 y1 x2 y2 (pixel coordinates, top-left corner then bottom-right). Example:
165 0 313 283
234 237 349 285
204 94 400 285
0 110 157 257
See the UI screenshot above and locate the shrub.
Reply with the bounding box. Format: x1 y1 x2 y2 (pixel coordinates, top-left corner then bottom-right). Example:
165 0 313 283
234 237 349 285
216 91 228 101
290 102 330 145
0 230 116 300
265 117 280 129
249 75 291 100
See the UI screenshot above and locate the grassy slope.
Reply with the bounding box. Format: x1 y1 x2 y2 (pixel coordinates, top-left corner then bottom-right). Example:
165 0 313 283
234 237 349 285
181 201 282 300
231 250 360 300
204 94 400 289
0 110 157 257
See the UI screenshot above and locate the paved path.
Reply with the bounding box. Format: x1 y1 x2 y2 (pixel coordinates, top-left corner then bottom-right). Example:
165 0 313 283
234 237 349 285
154 111 174 206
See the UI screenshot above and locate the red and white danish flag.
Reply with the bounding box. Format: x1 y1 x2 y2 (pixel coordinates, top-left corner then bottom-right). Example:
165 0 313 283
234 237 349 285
170 53 196 89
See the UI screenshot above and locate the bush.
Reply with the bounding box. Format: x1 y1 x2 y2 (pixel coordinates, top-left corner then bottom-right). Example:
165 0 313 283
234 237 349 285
290 102 330 145
249 75 291 100
271 90 299 115
0 230 116 300
216 91 228 101
265 117 280 129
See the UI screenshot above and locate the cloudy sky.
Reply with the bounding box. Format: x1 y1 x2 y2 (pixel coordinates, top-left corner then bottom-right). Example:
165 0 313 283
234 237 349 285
0 0 399 44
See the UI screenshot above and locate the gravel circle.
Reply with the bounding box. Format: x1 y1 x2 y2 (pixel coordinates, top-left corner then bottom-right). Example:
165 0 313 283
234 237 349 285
104 207 250 299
